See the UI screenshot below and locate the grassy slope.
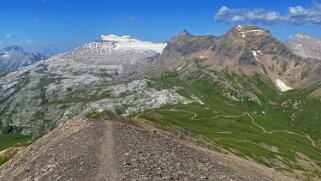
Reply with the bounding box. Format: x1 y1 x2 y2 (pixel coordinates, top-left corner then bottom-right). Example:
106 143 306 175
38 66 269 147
135 71 321 178
0 134 32 165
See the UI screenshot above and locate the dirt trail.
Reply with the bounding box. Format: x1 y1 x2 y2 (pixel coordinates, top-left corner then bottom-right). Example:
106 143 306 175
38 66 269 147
0 118 294 181
97 121 118 181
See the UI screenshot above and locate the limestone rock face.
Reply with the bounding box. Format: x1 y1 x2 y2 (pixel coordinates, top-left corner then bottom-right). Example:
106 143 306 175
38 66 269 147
0 35 188 135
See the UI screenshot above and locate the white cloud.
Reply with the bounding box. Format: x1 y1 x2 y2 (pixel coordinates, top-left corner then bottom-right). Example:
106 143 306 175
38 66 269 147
289 6 307 16
287 2 321 25
215 6 282 24
5 34 12 38
215 2 321 25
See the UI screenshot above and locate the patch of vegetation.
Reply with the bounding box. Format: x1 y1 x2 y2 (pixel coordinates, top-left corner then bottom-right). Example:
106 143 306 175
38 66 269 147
34 76 58 105
85 111 112 121
0 148 20 165
85 112 106 120
35 64 48 74
300 67 311 80
281 62 288 73
0 134 32 151
0 134 32 165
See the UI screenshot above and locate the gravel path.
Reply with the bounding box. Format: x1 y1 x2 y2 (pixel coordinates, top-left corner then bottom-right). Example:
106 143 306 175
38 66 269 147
0 119 293 181
97 121 118 181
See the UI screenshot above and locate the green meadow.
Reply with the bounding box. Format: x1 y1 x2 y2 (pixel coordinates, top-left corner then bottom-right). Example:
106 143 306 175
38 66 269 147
135 71 321 178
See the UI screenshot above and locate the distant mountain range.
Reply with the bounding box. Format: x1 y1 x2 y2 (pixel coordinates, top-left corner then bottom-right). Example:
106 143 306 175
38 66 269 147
0 46 44 73
2 25 321 134
289 33 321 60
1 26 321 179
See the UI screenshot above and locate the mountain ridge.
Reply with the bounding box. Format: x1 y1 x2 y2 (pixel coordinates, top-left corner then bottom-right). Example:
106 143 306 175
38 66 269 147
0 45 44 73
152 25 321 90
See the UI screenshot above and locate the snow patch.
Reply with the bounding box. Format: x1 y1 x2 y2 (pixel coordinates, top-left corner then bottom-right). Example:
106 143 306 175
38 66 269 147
100 34 132 42
246 30 263 35
100 34 167 54
252 51 260 61
236 25 246 38
260 69 265 74
2 52 10 58
236 26 264 38
276 79 293 92
257 50 263 55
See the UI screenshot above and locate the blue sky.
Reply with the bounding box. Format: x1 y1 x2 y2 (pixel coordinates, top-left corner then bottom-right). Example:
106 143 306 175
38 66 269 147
1 0 321 53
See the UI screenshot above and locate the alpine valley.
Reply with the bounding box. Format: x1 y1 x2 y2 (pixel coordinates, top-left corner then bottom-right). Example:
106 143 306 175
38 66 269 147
1 25 321 180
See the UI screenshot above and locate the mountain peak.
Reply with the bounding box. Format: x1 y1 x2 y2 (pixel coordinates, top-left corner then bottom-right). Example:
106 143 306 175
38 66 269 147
294 32 311 39
0 46 43 73
229 25 270 38
290 32 321 60
178 29 191 36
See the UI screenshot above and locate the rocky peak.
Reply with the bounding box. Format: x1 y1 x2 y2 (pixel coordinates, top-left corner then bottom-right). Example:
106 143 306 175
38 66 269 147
178 29 191 37
163 29 216 57
290 32 321 60
170 29 192 42
226 25 271 39
294 32 310 39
